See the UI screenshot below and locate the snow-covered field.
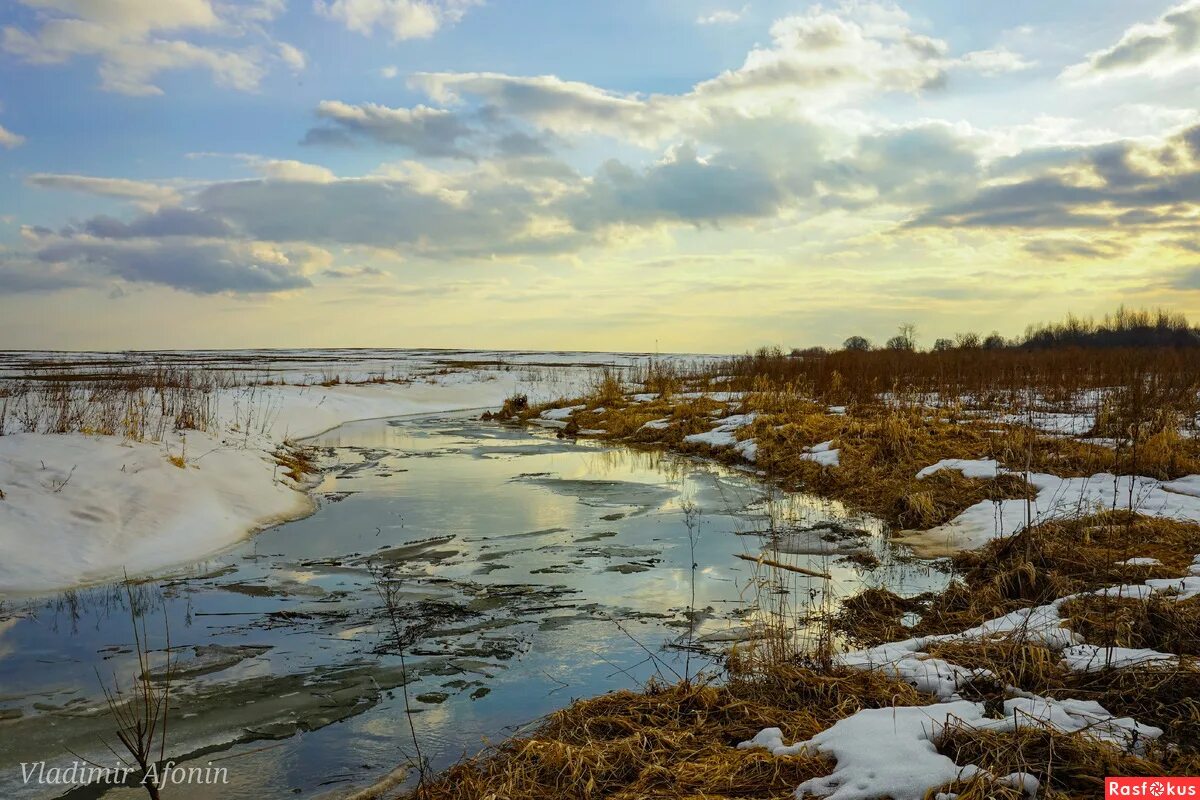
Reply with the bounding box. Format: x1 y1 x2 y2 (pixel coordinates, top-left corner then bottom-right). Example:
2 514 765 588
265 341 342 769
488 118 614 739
0 350 698 594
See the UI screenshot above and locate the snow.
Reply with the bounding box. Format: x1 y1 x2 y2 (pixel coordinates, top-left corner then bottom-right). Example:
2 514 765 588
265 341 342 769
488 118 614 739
1163 474 1200 498
742 455 1197 800
739 701 986 800
1000 412 1095 436
899 459 1200 557
1144 575 1200 600
0 357 614 594
801 440 841 467
741 692 1161 799
916 459 1002 480
539 404 585 421
0 430 309 593
1117 557 1162 566
972 696 1161 751
639 418 672 431
1061 645 1178 673
683 412 757 448
733 438 758 461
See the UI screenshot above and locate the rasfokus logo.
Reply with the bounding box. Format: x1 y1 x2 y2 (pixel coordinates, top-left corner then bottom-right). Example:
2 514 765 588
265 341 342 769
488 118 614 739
1107 778 1200 798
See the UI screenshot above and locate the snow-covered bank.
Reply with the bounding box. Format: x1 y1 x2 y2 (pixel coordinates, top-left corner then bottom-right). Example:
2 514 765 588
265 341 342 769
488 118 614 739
0 431 311 593
896 458 1200 557
0 366 597 594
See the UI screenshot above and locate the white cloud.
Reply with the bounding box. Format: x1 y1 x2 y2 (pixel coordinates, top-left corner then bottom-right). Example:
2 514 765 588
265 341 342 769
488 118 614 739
381 65 399 79
17 0 220 34
409 2 964 146
0 123 24 149
314 0 482 42
277 42 307 72
696 7 746 26
1063 0 1200 81
26 173 181 205
2 0 295 95
253 159 338 183
955 47 1036 76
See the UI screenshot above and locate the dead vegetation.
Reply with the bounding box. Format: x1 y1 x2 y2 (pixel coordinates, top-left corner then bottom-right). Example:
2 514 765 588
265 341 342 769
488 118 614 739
0 365 225 440
448 330 1200 800
407 666 924 800
1060 594 1200 657
275 442 320 483
911 513 1200 638
936 722 1191 799
502 340 1200 534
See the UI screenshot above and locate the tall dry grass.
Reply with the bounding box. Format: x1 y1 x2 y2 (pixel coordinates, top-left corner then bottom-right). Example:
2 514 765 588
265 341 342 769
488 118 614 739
0 366 228 440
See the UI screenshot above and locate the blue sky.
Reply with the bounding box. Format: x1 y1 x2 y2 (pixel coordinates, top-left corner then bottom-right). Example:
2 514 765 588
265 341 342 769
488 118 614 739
2 0 1199 350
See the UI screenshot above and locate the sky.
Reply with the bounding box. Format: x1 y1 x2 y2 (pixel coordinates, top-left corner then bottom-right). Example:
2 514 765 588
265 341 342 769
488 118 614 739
1 0 1199 353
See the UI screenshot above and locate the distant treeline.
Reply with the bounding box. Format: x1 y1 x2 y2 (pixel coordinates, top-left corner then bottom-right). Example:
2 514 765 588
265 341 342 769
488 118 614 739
811 307 1200 355
1018 307 1199 350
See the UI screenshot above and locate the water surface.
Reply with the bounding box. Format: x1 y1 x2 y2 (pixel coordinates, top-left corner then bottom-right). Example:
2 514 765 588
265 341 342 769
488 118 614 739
0 412 944 798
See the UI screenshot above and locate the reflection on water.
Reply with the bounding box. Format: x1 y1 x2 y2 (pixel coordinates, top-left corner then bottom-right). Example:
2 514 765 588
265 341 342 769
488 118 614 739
0 412 946 799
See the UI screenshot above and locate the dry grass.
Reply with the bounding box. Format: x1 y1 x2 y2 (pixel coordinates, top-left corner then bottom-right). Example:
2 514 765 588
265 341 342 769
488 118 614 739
517 358 1200 533
832 587 933 649
1060 594 1200 657
912 513 1200 637
936 722 1179 799
275 443 319 483
454 332 1200 799
0 365 224 440
523 391 1081 530
407 666 925 800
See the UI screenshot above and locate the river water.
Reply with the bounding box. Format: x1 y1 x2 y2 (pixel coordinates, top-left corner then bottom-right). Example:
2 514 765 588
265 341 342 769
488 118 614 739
0 411 945 798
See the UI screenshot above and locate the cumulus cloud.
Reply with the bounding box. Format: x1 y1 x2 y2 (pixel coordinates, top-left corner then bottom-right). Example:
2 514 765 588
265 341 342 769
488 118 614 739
277 42 307 72
2 0 300 95
0 256 90 293
1168 266 1200 289
911 123 1200 231
303 100 476 158
0 123 24 148
1064 0 1200 81
194 169 582 256
314 0 481 42
35 238 313 294
10 0 1170 301
408 3 1024 148
26 173 181 205
563 144 786 230
249 158 338 182
77 207 234 239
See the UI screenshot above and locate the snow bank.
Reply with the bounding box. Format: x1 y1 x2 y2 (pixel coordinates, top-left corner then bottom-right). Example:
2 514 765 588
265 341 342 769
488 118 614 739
740 701 985 800
683 413 757 448
741 691 1160 799
0 431 309 593
801 439 841 467
898 459 1200 557
1061 645 1178 673
744 502 1196 799
539 404 585 422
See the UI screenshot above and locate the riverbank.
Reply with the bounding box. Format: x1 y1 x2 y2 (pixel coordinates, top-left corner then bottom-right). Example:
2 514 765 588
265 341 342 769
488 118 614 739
0 356 634 594
393 353 1200 800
